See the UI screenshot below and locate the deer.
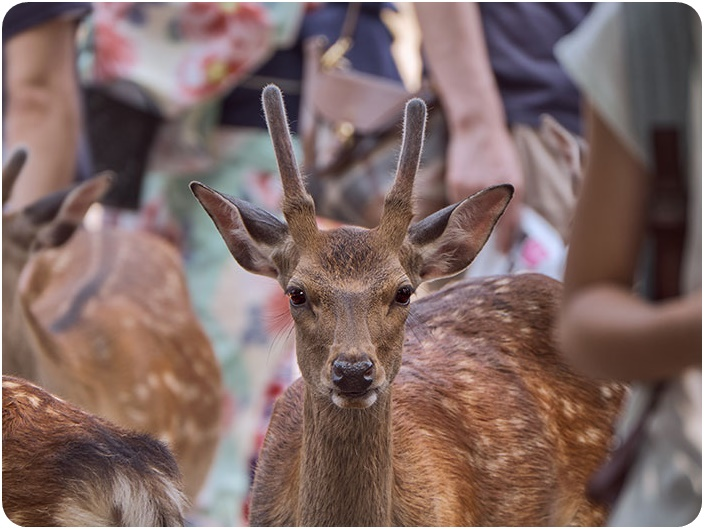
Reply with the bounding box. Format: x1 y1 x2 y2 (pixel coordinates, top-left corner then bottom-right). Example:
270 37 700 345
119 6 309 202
2 149 223 503
2 375 187 526
190 85 626 526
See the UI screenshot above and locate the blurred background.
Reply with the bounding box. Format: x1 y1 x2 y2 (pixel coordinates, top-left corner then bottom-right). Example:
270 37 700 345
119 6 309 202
2 2 700 527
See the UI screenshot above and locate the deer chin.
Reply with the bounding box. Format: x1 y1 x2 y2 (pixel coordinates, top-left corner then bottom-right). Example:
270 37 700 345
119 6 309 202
331 388 378 409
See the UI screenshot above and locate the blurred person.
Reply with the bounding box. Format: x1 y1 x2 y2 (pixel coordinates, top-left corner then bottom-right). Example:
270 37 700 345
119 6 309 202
2 2 91 210
555 3 701 525
414 2 591 253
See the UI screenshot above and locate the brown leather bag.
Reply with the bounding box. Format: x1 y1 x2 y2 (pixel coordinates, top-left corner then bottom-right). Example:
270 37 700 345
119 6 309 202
299 6 448 227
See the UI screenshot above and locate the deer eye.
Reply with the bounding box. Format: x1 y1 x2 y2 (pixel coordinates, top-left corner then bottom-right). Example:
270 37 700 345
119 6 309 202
394 286 414 306
287 287 307 307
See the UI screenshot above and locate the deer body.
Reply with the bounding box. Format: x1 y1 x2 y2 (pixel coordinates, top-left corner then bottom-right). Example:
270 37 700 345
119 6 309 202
2 154 223 501
192 86 624 526
250 274 623 526
15 227 222 500
2 375 187 526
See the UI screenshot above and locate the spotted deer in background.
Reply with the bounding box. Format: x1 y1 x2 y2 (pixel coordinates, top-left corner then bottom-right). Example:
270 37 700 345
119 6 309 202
2 375 187 526
192 85 625 526
2 149 222 502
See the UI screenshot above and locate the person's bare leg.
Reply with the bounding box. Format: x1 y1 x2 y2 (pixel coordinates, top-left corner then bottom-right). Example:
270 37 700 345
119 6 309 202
4 17 81 210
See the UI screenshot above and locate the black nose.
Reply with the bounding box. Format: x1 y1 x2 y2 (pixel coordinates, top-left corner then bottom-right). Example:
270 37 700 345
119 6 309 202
332 358 374 394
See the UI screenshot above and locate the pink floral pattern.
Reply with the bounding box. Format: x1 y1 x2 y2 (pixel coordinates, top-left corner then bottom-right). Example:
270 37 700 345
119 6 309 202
175 3 272 102
178 2 233 39
93 4 135 82
88 3 274 116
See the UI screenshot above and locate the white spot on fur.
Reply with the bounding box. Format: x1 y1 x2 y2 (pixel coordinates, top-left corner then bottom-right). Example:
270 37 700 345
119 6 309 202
531 302 542 312
134 384 149 401
22 393 42 408
477 434 493 448
162 372 181 394
510 417 527 429
535 385 552 399
192 359 210 378
441 396 461 415
147 373 160 388
577 427 604 445
562 400 578 418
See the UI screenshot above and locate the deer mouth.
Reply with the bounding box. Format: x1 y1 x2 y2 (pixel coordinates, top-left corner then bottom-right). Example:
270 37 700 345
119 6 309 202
331 388 378 409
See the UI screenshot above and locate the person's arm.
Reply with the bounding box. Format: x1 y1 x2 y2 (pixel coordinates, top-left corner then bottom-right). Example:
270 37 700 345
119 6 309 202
558 103 701 381
413 2 523 253
4 16 82 210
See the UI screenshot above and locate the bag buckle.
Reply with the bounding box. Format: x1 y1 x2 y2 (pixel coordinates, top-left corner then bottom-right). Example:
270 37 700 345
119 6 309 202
321 37 352 70
335 121 355 143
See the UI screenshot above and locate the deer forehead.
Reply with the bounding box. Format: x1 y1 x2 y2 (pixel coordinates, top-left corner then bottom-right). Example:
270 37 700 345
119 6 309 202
294 228 408 286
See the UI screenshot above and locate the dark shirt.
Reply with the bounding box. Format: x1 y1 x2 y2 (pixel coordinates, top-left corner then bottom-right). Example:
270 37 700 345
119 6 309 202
479 2 592 135
219 2 400 131
3 2 91 42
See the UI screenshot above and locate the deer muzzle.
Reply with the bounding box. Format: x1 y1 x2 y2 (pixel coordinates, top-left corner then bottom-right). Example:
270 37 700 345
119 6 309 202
330 354 378 408
332 358 373 393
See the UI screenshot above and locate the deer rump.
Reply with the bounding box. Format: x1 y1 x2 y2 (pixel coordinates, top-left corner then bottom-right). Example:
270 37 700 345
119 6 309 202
251 273 621 526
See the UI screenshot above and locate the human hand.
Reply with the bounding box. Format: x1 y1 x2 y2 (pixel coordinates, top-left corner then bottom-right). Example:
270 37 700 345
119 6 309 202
444 124 524 254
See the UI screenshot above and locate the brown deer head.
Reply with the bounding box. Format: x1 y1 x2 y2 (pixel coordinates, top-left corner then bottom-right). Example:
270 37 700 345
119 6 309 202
192 85 512 410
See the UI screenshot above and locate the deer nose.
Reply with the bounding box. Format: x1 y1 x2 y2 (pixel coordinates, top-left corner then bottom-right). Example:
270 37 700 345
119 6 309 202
331 357 374 394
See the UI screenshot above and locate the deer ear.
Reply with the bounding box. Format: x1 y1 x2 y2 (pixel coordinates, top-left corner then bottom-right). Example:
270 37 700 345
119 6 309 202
190 182 291 279
407 185 513 282
2 147 28 205
27 173 112 252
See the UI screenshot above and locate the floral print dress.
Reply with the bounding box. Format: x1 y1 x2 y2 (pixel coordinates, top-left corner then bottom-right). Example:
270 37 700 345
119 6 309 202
81 3 305 525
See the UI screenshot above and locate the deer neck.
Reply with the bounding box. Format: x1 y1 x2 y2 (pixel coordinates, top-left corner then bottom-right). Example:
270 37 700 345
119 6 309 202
2 297 39 380
297 386 394 526
2 243 38 380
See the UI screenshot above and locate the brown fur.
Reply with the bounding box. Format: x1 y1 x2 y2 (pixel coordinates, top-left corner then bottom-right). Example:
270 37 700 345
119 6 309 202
192 86 625 526
2 375 187 526
2 160 223 501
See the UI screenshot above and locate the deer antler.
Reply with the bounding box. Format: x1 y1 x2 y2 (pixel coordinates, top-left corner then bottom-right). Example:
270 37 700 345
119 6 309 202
378 98 427 247
262 84 319 246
